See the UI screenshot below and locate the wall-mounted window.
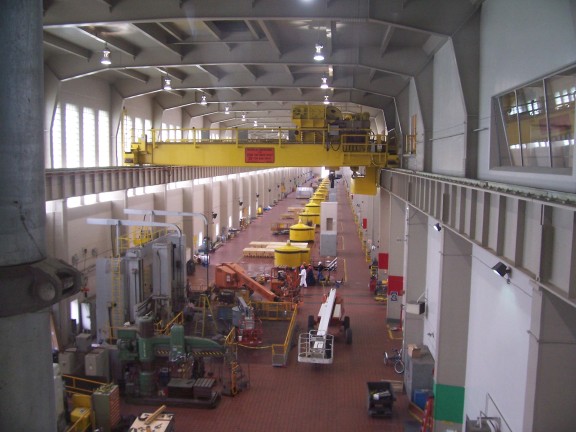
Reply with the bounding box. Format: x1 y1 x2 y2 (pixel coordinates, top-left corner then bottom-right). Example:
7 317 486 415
50 103 111 168
493 65 575 170
65 105 80 168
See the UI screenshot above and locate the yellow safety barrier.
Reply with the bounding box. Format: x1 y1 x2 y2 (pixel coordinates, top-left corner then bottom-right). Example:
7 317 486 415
271 304 299 367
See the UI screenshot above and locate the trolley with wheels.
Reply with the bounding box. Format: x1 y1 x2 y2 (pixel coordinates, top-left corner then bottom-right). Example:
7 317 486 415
367 381 395 418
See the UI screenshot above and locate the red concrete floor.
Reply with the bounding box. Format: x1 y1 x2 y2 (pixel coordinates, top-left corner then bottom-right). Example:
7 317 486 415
121 179 421 432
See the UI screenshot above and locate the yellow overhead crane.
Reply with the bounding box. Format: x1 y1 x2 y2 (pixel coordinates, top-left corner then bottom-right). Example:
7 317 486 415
123 105 399 195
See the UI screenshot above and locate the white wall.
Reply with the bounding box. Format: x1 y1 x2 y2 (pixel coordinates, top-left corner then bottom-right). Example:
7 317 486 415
432 40 467 177
405 79 425 171
60 78 111 113
477 0 576 192
162 107 182 128
464 245 533 432
124 95 153 125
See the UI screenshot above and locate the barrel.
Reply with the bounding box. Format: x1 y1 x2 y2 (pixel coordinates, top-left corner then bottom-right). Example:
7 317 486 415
289 221 315 242
274 242 306 267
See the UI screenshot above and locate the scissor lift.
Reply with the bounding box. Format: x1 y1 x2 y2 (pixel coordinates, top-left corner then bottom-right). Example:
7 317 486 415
297 288 351 364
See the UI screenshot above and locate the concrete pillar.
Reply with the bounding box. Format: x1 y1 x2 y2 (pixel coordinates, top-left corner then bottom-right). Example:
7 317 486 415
403 208 428 347
0 1 54 430
387 197 407 323
433 230 472 431
524 289 576 431
378 191 391 278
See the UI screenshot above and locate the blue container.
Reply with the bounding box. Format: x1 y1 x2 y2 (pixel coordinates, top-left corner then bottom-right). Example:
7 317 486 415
412 389 431 410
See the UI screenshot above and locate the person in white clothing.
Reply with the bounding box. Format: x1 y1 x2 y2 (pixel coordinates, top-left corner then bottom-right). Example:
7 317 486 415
299 265 307 287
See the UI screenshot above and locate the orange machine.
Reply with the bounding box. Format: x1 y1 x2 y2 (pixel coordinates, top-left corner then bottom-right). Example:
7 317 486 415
269 266 301 303
214 263 279 302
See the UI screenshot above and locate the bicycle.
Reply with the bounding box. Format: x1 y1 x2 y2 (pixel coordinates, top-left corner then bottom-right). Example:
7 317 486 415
384 348 405 374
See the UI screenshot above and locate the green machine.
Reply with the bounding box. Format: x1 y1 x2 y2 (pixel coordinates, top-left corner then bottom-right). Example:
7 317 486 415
117 323 225 407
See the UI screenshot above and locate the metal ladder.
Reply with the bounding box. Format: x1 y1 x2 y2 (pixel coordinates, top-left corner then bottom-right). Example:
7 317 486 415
193 294 219 337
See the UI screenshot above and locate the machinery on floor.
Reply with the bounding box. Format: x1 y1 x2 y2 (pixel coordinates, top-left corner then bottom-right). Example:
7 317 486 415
297 288 352 364
233 296 263 346
117 322 226 408
88 218 189 343
214 262 281 302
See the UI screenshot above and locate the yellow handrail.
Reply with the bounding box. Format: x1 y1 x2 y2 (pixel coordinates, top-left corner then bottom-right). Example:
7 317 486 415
156 312 184 335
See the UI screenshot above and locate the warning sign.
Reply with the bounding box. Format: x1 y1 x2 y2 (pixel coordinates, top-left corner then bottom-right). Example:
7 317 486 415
245 148 275 163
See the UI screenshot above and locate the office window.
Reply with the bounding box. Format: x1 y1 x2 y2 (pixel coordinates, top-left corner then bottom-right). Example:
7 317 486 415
494 65 575 170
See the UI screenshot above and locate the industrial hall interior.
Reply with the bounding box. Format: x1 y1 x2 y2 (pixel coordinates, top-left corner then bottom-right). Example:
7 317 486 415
1 0 575 431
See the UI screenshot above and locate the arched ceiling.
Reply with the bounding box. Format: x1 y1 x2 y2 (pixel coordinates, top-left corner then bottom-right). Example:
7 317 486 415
43 0 483 128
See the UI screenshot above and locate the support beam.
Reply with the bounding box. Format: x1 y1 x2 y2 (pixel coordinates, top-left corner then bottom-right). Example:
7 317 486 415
43 32 92 59
258 20 282 57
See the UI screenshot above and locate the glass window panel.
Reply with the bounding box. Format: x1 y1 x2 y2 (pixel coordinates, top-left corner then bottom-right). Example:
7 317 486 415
135 118 144 141
497 92 521 166
83 107 96 167
52 104 62 169
65 104 80 168
162 123 168 141
546 67 575 168
517 82 548 167
494 65 575 171
98 110 110 167
145 119 152 142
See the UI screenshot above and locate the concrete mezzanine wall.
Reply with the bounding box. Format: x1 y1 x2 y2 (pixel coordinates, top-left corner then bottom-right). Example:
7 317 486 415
432 40 467 177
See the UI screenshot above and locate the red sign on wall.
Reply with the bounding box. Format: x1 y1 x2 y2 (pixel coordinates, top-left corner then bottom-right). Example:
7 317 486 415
378 253 389 270
362 218 367 229
388 275 404 295
245 148 275 163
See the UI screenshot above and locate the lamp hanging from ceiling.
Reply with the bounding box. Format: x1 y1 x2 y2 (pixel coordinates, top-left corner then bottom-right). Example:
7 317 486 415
162 75 172 90
200 95 207 105
320 76 329 89
314 44 324 61
100 45 111 65
323 95 330 105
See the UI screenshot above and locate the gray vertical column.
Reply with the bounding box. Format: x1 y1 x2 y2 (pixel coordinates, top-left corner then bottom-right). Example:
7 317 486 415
0 0 54 430
433 230 472 431
403 209 428 346
387 196 407 323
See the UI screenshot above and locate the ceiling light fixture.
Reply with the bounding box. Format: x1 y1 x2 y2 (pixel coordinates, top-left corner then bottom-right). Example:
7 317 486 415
433 223 442 231
100 45 111 65
314 44 325 61
225 106 230 114
254 120 258 127
242 113 246 122
162 76 172 91
200 95 207 106
323 95 330 105
320 76 329 89
492 262 511 283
